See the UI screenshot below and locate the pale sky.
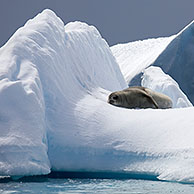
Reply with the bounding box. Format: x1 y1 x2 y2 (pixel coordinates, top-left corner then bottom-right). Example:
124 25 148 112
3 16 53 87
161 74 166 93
1 0 194 47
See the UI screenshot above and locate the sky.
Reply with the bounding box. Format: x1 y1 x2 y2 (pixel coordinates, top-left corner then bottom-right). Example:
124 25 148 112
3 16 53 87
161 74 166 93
1 0 194 47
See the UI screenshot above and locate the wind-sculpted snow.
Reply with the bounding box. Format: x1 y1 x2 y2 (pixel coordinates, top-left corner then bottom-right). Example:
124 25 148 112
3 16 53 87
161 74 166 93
1 9 194 183
111 36 175 84
0 9 126 177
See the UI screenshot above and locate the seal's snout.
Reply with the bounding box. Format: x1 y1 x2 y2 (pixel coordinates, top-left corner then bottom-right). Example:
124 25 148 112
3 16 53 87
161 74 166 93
109 99 114 104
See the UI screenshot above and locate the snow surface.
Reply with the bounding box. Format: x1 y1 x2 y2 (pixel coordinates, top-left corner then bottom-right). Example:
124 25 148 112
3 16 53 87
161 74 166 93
111 36 175 84
1 9 194 183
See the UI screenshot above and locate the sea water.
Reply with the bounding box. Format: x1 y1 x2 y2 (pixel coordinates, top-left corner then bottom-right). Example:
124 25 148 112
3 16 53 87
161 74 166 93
1 179 194 194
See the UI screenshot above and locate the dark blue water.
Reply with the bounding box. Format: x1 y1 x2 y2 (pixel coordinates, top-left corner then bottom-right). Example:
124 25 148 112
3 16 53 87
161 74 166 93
1 178 194 194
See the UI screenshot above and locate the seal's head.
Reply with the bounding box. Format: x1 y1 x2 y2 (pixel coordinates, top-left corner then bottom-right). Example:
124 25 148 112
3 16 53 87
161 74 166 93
108 92 122 107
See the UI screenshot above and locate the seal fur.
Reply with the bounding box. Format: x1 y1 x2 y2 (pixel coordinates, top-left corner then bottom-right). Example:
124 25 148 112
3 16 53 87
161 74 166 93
108 86 172 109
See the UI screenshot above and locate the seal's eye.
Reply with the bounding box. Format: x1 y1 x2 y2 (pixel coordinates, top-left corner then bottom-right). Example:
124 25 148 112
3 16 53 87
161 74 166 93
113 95 118 100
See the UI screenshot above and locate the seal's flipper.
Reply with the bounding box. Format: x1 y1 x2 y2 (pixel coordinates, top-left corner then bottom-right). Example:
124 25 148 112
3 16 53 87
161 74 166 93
141 92 159 109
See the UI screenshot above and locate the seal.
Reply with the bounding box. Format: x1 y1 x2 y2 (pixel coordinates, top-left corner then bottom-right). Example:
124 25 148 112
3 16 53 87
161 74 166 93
108 86 172 109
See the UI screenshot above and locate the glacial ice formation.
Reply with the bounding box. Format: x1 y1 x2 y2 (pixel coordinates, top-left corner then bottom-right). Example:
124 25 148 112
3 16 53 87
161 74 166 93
0 9 194 183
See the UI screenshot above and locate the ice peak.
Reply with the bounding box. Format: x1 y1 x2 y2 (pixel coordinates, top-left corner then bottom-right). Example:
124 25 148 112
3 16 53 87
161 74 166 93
31 8 60 22
40 8 57 17
177 20 194 36
22 9 64 33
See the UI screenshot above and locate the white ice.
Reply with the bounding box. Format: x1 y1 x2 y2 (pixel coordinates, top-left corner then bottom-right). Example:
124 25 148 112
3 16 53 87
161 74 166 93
0 9 194 183
111 36 175 84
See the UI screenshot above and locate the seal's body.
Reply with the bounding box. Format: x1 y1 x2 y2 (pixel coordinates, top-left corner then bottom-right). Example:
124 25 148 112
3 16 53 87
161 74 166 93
108 86 172 109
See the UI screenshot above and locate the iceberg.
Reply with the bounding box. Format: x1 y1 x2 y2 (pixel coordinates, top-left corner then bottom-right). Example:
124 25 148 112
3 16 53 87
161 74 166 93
111 21 194 105
1 9 194 183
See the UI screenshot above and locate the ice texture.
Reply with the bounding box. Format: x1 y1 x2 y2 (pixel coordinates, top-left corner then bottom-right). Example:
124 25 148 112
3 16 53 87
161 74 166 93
0 9 126 177
0 9 194 183
111 36 175 84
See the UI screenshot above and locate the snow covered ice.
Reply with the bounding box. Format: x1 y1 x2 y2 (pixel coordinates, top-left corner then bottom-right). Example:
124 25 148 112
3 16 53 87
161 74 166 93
0 9 126 177
0 9 194 183
111 36 175 84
